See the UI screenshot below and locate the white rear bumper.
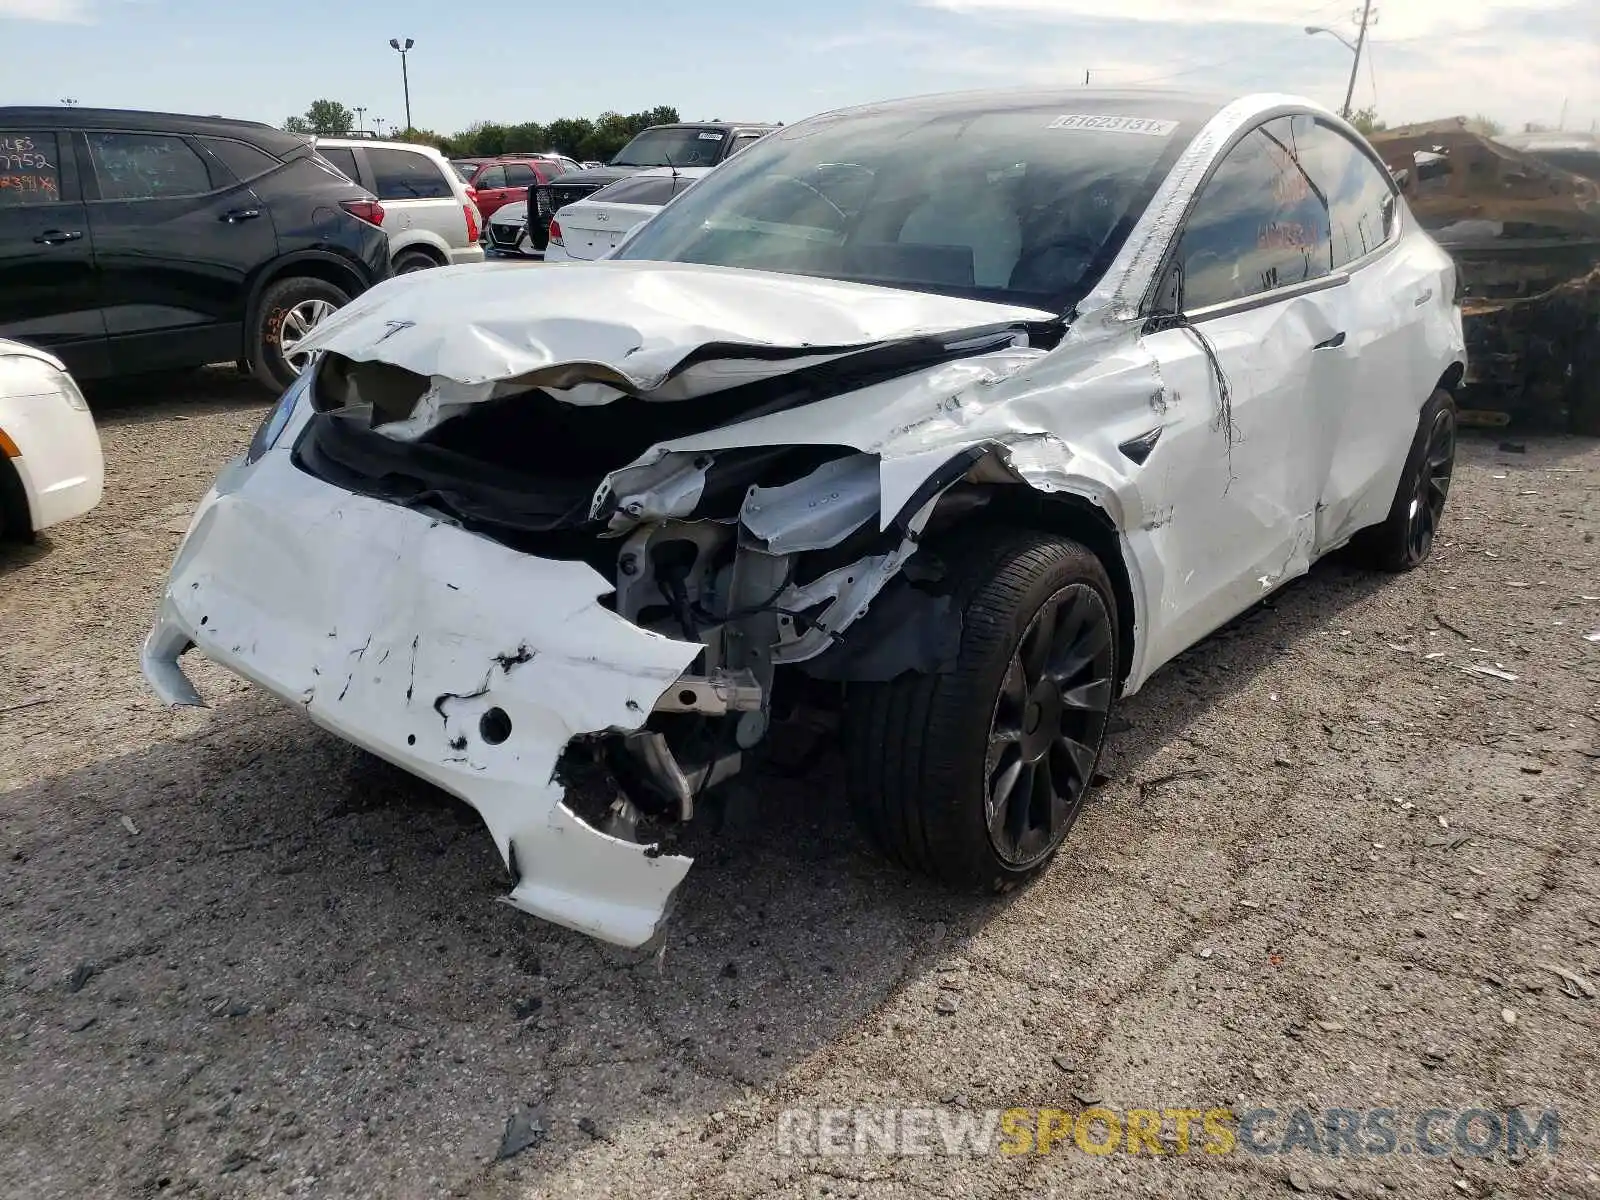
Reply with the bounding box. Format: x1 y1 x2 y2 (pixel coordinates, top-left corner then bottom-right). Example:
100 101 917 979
140 450 700 946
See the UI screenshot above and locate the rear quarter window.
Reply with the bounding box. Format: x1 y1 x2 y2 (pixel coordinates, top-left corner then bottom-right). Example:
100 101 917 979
199 137 281 183
367 147 453 200
318 146 360 182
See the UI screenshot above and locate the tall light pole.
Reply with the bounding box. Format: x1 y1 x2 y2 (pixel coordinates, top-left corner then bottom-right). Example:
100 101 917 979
374 117 386 137
354 105 366 133
60 97 78 106
388 38 414 134
1306 1 1374 120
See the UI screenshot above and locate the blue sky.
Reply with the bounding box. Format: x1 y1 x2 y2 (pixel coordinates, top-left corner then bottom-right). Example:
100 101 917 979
3 0 1595 138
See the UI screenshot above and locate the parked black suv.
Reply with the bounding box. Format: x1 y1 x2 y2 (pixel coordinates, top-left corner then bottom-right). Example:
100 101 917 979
0 107 391 391
527 121 774 253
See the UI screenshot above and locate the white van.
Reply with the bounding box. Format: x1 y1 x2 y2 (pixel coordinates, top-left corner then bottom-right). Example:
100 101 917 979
316 138 484 273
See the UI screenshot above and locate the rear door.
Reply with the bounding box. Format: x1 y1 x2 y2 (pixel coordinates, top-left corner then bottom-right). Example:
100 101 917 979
1293 120 1443 549
82 129 279 373
0 127 108 377
471 163 510 217
499 162 540 220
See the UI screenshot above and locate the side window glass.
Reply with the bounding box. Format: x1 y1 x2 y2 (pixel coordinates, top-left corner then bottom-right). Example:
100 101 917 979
199 137 280 184
730 133 765 157
503 164 535 187
1175 125 1333 310
1300 120 1399 266
0 131 63 207
318 146 359 181
87 133 213 201
368 148 453 200
477 165 507 189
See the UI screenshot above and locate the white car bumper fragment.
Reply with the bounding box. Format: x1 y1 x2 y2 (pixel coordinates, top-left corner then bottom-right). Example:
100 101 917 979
140 451 701 947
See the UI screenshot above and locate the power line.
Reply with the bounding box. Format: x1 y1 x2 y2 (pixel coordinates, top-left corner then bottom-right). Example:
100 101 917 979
1365 34 1379 111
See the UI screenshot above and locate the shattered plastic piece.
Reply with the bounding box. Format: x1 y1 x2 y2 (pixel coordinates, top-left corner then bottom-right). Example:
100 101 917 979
1538 962 1597 1000
495 1106 547 1160
1462 665 1518 683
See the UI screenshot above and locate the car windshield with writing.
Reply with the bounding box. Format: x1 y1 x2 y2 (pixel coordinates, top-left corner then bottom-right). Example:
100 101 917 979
610 127 729 168
613 96 1215 311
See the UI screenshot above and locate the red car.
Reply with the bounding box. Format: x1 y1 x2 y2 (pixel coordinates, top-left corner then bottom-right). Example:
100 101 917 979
464 156 571 221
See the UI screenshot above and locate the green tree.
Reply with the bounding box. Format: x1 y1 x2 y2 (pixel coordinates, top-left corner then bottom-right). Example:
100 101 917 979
503 121 549 153
544 117 596 158
1349 106 1386 135
1467 114 1505 137
283 99 353 136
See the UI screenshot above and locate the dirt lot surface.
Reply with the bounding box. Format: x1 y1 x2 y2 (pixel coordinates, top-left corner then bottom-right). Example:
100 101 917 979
1 369 1597 1200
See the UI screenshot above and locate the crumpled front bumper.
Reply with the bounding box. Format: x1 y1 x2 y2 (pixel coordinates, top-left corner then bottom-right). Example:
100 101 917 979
140 450 701 947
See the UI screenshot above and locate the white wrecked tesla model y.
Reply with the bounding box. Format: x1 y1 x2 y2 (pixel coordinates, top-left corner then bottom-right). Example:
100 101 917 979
143 90 1465 945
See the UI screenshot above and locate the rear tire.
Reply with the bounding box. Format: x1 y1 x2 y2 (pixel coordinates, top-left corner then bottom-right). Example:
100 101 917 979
393 249 439 275
844 530 1119 891
250 276 350 393
1353 388 1457 572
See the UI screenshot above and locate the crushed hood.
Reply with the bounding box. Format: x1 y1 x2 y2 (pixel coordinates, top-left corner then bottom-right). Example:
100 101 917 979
298 259 1057 398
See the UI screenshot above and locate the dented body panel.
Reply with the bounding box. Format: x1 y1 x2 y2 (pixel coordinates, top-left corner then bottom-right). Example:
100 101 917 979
143 89 1466 945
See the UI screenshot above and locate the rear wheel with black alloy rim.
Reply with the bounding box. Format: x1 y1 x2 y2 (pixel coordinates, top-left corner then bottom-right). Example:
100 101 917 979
250 276 350 392
1355 387 1457 572
845 530 1120 891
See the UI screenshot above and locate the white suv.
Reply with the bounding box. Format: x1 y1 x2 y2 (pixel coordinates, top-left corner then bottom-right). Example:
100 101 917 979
316 139 485 274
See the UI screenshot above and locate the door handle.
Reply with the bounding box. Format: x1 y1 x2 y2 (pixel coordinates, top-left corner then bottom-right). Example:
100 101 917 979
1414 288 1434 307
220 208 261 223
33 229 83 245
1313 331 1346 350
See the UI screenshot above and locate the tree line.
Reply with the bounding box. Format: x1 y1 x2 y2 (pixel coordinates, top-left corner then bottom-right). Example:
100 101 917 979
283 100 682 162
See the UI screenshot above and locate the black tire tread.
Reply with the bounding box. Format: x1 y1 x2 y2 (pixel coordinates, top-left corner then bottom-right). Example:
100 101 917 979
250 275 350 393
1352 387 1456 573
845 528 1117 890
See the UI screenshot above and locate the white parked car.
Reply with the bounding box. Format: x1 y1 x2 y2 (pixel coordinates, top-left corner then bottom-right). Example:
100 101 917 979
0 340 104 538
144 90 1464 947
316 138 485 274
544 166 711 262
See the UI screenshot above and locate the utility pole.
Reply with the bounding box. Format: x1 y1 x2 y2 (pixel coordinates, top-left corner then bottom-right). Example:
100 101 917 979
388 38 414 134
1342 0 1374 121
354 105 366 133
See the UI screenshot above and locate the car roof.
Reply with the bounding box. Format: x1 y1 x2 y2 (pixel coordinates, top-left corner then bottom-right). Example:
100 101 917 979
318 136 448 159
0 105 309 156
647 121 777 131
805 87 1231 127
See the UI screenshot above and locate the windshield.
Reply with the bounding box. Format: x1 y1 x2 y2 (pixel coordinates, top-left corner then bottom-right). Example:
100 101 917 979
611 127 727 168
615 99 1209 310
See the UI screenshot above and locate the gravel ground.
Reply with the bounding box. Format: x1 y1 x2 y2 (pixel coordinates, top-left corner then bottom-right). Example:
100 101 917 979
0 368 1597 1200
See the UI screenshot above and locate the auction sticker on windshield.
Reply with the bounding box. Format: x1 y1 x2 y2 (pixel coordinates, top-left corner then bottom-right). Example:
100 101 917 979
1048 114 1179 136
